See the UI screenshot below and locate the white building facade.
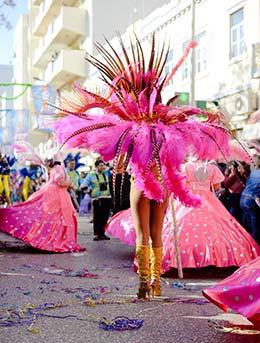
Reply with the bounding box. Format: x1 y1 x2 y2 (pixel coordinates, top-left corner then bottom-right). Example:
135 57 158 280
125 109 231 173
0 65 14 154
13 14 30 111
14 0 260 147
90 0 260 138
19 0 170 146
28 0 170 90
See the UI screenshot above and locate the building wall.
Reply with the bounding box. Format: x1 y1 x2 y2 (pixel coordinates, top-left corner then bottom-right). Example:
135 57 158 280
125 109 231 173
0 64 14 153
27 0 171 89
90 0 260 135
13 14 29 110
24 0 172 146
23 0 260 145
0 65 13 99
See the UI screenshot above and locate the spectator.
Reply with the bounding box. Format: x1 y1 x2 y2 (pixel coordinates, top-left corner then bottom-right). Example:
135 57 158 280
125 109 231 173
110 172 131 215
78 173 91 216
223 161 250 224
215 162 229 208
82 159 111 241
78 171 87 205
66 158 80 210
240 156 260 244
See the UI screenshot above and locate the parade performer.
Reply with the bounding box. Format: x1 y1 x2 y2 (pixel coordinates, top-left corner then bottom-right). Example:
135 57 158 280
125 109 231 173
106 161 259 270
0 154 15 205
54 34 233 298
0 145 84 253
19 166 44 201
20 167 33 201
9 169 23 204
203 257 260 327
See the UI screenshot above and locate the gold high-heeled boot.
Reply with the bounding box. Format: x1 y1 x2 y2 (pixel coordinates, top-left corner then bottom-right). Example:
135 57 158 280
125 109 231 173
136 245 151 299
150 246 163 297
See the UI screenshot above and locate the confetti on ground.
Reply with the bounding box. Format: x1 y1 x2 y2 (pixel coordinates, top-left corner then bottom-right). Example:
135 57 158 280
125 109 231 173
167 281 215 291
99 316 144 331
0 295 209 333
42 267 98 278
0 301 144 333
11 262 133 279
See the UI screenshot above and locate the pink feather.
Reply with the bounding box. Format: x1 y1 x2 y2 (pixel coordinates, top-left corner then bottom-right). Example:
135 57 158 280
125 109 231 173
165 41 197 86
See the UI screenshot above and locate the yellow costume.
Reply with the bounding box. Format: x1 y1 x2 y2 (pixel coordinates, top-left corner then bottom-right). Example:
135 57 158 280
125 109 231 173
22 176 31 201
0 174 4 194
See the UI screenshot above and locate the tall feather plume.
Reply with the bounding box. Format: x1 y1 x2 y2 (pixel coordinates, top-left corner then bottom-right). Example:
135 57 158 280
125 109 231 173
112 127 132 207
86 33 169 105
200 127 229 162
117 32 135 85
60 123 114 150
134 33 145 79
164 40 197 86
233 137 255 166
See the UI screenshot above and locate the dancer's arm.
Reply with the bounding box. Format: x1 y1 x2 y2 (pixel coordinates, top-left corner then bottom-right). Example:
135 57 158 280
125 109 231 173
211 164 225 191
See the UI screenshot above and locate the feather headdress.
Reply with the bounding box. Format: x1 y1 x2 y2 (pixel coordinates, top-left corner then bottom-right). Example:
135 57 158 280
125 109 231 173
54 34 232 206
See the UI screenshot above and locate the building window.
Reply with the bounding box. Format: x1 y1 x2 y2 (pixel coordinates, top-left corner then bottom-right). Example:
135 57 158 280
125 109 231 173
230 8 245 59
182 33 207 80
164 49 174 83
196 32 206 74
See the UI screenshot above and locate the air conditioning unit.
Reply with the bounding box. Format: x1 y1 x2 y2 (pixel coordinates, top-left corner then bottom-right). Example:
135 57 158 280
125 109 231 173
248 92 259 111
234 95 248 115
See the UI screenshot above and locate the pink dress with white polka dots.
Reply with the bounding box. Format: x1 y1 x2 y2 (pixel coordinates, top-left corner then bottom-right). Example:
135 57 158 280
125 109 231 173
203 257 260 326
0 165 84 252
106 162 260 270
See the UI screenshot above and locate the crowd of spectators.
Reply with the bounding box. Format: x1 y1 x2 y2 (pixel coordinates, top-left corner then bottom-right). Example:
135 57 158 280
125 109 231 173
217 156 260 244
1 151 259 244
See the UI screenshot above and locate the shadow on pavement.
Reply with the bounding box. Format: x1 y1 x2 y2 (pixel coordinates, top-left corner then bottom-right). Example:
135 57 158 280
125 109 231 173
163 265 238 280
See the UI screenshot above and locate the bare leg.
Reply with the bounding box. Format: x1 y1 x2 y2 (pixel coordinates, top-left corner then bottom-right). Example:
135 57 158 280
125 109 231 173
130 182 150 246
150 198 168 247
149 197 168 296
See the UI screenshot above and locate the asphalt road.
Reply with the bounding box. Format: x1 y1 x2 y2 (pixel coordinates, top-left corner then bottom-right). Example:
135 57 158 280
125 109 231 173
0 216 259 343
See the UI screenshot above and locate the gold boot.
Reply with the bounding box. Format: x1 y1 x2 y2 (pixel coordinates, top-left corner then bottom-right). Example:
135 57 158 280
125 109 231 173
150 246 163 297
136 245 151 299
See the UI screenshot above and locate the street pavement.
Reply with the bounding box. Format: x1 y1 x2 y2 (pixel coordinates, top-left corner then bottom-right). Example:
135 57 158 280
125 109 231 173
0 216 259 343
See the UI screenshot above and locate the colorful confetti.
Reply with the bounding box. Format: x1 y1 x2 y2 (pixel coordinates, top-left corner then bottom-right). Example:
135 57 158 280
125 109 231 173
99 316 144 331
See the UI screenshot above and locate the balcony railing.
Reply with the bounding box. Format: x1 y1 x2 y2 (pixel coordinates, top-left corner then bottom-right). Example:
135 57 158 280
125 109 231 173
32 6 86 68
33 0 79 35
32 0 42 5
33 0 58 36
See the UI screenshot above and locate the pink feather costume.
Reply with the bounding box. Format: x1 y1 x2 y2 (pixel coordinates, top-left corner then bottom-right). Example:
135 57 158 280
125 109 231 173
54 35 231 206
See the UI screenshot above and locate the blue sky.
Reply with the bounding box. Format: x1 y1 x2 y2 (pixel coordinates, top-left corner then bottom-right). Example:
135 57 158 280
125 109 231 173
0 1 28 65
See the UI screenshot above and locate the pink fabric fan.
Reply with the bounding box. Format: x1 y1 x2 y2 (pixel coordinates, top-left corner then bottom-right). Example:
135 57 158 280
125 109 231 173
13 142 44 166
